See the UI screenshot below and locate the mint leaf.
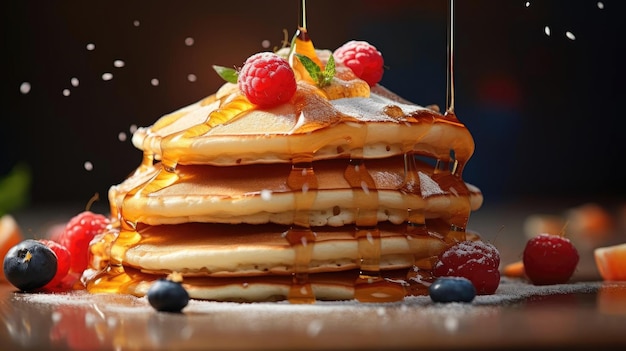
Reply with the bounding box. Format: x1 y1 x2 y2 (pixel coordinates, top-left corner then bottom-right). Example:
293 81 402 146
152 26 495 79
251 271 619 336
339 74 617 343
321 54 335 86
212 65 238 84
294 54 336 87
295 54 322 83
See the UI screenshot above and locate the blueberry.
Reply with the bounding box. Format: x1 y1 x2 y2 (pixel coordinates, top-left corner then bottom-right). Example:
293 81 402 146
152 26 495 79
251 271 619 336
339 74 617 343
429 276 476 303
147 278 189 313
3 239 58 291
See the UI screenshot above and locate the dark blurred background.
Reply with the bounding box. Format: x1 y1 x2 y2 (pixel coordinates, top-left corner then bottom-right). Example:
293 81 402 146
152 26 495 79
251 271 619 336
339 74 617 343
1 0 625 214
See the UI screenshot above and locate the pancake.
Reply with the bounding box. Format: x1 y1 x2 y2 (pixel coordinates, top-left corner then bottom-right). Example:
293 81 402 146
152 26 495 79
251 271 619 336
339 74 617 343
110 222 450 276
131 82 474 166
90 266 412 302
110 156 482 226
86 35 483 303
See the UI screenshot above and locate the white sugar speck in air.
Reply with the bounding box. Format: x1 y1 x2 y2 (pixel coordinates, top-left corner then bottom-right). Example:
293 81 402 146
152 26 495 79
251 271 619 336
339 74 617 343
150 78 159 86
133 20 140 27
86 43 95 51
62 89 70 96
84 161 94 171
525 1 530 7
187 74 197 82
102 73 113 81
566 31 576 40
71 77 79 87
261 39 271 48
185 37 194 46
114 60 125 68
130 124 138 133
19 82 31 94
597 2 604 9
544 26 551 36
118 132 127 142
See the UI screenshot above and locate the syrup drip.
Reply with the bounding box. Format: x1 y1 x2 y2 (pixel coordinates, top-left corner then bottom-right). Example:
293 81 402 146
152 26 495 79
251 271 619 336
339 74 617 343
288 0 323 84
400 152 445 294
180 94 254 139
285 155 319 303
86 228 143 295
446 0 455 114
401 152 427 236
432 152 470 243
345 154 405 302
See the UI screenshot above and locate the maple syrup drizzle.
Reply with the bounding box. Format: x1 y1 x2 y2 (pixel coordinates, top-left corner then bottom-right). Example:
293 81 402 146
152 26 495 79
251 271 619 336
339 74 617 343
446 0 455 115
288 0 323 84
344 150 406 302
285 154 318 303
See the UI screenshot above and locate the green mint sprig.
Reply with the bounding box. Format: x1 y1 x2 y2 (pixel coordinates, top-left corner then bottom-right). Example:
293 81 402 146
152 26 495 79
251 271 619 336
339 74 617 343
212 65 238 84
295 54 335 88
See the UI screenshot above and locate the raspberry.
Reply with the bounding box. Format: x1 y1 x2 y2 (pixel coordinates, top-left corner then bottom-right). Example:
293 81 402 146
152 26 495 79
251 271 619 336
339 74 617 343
523 233 579 285
39 239 71 290
333 40 384 87
238 52 296 108
433 240 501 295
58 211 109 273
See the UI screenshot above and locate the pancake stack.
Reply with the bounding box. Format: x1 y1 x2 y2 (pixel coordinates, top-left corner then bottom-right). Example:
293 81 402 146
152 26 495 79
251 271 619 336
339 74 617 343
85 40 483 303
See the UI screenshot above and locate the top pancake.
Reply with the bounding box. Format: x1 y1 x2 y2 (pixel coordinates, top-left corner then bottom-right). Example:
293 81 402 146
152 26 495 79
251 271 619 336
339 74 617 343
131 80 475 167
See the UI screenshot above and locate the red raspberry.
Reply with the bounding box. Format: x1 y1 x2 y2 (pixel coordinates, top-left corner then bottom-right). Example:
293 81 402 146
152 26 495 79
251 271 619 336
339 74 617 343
333 40 384 87
39 239 71 290
433 240 501 295
58 211 109 273
238 52 296 108
523 233 579 285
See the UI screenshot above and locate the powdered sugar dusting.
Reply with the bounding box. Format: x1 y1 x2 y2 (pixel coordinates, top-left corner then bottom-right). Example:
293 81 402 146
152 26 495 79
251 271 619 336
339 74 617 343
418 171 445 197
12 278 600 313
332 93 424 122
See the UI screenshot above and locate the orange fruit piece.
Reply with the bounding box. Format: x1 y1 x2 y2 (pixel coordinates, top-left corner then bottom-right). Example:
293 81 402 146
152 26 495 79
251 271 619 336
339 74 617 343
594 243 626 281
0 214 25 281
502 260 526 278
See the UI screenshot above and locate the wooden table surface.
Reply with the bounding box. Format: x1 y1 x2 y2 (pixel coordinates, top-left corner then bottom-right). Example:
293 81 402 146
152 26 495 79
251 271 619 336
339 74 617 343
1 200 625 351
